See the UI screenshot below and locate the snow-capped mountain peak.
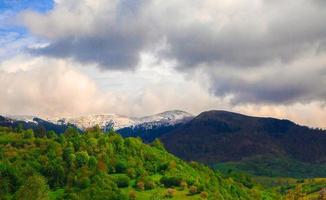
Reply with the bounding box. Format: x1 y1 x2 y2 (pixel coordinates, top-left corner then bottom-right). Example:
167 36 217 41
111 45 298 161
50 110 193 131
50 114 137 130
1 110 194 132
138 110 193 127
3 115 38 123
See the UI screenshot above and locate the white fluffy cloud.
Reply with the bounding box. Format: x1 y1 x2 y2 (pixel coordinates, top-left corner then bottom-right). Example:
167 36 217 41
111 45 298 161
0 56 109 117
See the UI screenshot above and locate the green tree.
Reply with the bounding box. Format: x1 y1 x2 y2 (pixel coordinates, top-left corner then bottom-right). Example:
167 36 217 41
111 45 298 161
75 151 89 167
64 126 79 138
15 175 50 200
151 139 165 150
115 160 128 173
23 129 34 139
80 174 127 200
88 156 98 169
16 123 23 133
46 130 57 139
111 174 130 188
35 126 47 138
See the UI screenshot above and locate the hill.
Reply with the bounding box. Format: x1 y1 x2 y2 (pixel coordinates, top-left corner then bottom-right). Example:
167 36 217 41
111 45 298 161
3 110 326 179
160 110 326 173
0 126 277 200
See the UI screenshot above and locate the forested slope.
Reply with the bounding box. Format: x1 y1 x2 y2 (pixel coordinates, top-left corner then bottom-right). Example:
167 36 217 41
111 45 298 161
0 126 277 200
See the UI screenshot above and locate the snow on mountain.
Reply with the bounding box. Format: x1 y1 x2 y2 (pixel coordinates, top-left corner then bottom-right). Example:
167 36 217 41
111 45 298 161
139 110 193 124
135 110 193 129
49 114 137 130
49 110 193 131
1 110 193 131
3 115 38 123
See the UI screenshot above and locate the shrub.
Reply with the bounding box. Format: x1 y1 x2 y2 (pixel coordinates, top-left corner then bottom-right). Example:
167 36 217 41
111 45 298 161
200 191 209 199
115 161 128 173
97 159 107 172
136 181 145 191
144 179 156 190
129 190 136 200
166 188 176 198
180 181 188 190
189 186 198 195
111 174 130 188
158 163 169 172
160 176 182 187
126 168 136 178
168 161 177 169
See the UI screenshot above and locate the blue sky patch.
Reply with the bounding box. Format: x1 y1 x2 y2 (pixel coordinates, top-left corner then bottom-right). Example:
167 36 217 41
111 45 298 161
0 0 53 13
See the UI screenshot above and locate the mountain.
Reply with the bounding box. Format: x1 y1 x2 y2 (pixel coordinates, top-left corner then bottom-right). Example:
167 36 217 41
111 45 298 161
160 110 326 166
51 110 193 131
0 125 278 199
0 110 193 138
2 109 326 180
117 110 193 142
0 115 73 133
50 114 137 131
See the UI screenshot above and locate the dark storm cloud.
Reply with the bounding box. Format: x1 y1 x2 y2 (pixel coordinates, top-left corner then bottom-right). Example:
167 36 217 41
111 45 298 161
26 0 153 70
31 31 146 70
210 65 326 104
162 9 326 69
313 0 326 7
23 0 326 104
162 26 309 68
27 0 326 69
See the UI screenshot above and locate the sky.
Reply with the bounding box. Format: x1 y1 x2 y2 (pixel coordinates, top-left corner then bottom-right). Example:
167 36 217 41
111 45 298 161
0 0 325 127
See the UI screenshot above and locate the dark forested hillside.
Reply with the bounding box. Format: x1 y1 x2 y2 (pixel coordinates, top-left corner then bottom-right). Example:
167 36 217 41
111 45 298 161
0 126 278 200
117 124 183 143
161 110 326 165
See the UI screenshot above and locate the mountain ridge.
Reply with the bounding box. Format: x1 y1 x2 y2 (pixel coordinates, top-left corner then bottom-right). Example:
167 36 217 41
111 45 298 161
0 110 193 134
161 110 326 165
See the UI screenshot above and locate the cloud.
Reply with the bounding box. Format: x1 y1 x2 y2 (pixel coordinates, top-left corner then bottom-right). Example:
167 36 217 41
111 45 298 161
0 53 217 118
20 0 326 68
0 53 223 119
0 56 110 117
21 0 153 70
207 51 326 104
0 55 325 128
18 0 326 106
160 0 326 68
